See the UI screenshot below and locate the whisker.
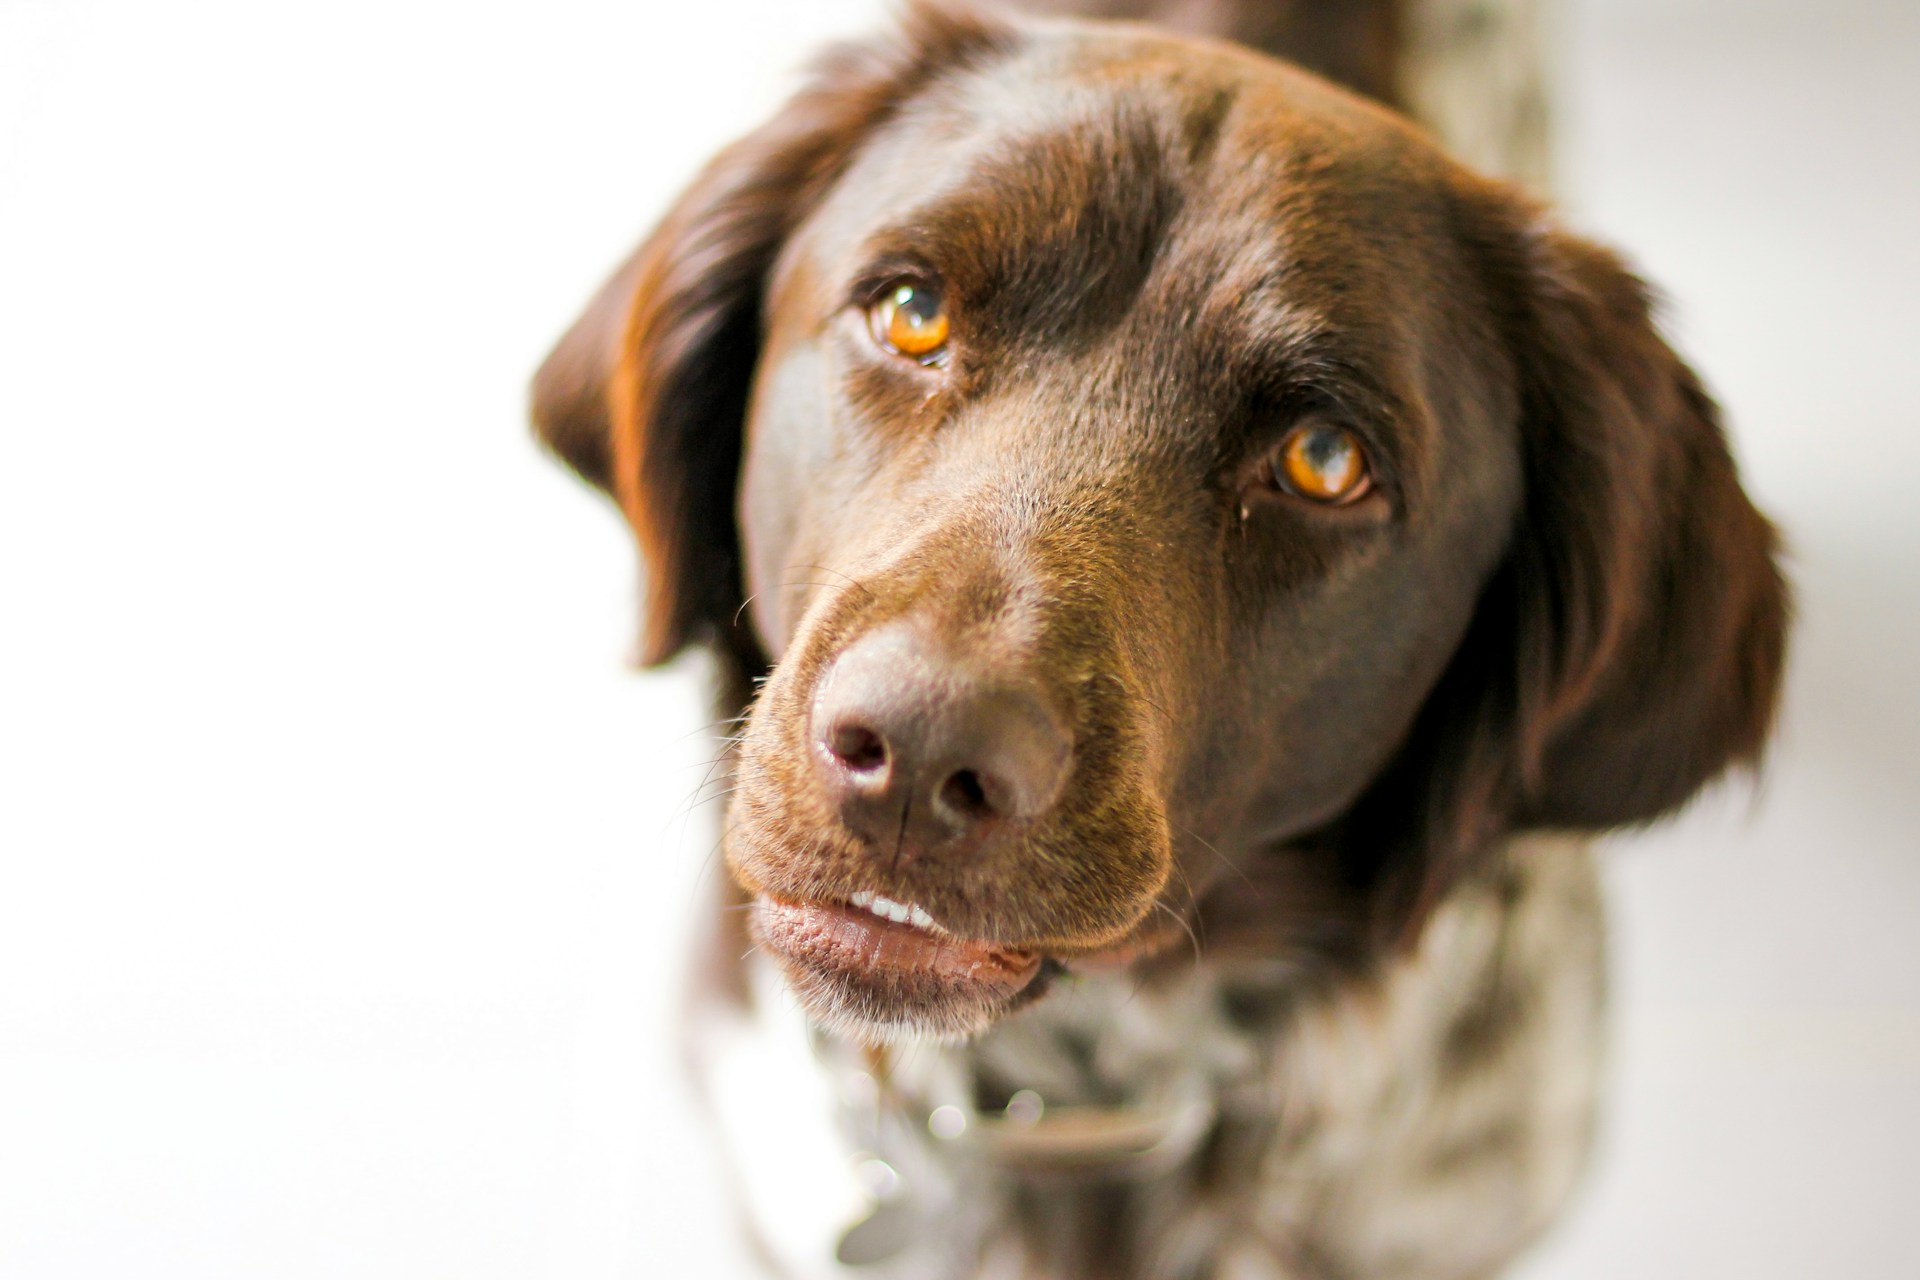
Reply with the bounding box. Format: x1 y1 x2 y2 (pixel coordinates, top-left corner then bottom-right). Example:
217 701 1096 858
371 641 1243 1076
671 712 752 745
1174 820 1254 892
671 730 746 826
1085 669 1178 732
681 828 733 920
687 785 738 812
1153 898 1204 966
790 563 877 601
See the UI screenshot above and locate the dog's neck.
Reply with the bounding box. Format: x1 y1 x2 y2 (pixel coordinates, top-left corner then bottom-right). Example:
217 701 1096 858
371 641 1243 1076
808 900 1370 1271
815 960 1268 1270
709 832 1604 1278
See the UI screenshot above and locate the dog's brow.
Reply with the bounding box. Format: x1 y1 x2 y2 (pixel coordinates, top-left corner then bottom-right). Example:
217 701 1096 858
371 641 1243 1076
1203 285 1407 425
861 106 1188 327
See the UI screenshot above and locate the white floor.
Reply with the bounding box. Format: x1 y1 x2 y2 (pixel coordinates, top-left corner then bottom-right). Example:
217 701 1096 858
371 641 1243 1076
2 1 1915 1276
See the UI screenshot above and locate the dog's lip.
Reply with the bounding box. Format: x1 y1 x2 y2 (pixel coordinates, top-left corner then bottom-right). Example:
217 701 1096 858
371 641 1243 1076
755 894 1045 989
754 890 1186 977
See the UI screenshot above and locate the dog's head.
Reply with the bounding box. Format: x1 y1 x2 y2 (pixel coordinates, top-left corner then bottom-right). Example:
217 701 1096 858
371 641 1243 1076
534 9 1787 1042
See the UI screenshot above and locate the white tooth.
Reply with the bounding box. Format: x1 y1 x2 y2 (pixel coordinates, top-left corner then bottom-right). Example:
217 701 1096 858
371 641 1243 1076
849 891 945 932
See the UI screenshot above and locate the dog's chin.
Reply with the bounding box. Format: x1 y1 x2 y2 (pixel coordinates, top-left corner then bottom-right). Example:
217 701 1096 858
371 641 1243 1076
750 896 1055 1044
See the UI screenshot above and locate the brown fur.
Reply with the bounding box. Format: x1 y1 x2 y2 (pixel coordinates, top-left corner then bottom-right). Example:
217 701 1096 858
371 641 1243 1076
532 6 1787 1275
1022 0 1405 108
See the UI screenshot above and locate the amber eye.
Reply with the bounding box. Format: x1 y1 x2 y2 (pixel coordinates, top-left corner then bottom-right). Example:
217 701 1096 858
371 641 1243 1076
1271 422 1373 504
867 282 950 362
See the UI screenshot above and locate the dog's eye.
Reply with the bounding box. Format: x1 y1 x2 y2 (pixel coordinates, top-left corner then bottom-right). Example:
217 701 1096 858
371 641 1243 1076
1269 423 1373 504
868 283 950 363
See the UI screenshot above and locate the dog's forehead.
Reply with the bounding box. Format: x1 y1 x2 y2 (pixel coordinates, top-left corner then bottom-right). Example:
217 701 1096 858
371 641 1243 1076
775 28 1463 404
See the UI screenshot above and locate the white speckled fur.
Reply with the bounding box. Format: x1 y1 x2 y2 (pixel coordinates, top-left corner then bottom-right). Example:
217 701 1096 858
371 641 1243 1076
700 833 1605 1279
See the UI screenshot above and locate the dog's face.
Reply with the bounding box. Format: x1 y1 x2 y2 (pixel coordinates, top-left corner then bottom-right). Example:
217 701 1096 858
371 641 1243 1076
728 33 1527 1036
534 11 1786 1042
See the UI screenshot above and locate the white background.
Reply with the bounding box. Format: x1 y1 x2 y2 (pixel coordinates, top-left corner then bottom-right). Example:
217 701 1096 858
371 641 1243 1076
3 0 1916 1275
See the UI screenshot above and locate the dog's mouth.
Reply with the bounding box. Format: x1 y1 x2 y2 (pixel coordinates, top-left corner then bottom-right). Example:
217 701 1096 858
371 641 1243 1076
751 893 1052 1043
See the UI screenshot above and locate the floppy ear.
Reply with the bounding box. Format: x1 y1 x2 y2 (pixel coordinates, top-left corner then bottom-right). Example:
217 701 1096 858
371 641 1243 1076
1364 191 1790 935
1495 224 1789 830
529 5 1013 668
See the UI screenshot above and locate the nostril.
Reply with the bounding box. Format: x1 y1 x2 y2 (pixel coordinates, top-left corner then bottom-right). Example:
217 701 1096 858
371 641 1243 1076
827 724 889 773
937 768 994 820
811 625 1072 848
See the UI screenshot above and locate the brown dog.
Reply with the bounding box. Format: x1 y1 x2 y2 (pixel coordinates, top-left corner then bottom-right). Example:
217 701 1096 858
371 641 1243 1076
533 6 1786 1276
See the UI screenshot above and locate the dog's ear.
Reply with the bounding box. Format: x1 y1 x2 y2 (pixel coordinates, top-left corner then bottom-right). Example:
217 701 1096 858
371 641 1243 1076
530 6 1013 667
1493 222 1790 831
1365 190 1790 935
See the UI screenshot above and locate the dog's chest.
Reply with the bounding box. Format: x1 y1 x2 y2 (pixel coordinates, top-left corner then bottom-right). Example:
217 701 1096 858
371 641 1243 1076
726 835 1605 1280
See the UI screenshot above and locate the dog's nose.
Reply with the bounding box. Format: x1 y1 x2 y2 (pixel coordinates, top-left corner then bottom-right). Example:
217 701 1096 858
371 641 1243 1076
811 625 1071 856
